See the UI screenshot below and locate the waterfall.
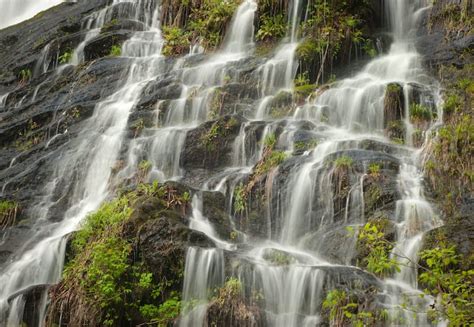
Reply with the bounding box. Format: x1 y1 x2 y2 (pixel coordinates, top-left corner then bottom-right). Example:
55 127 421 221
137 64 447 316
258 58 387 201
0 0 447 325
0 0 64 30
0 0 165 324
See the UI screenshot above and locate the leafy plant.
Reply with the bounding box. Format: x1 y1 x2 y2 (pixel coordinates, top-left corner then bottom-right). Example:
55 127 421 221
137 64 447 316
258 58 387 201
234 183 246 214
368 163 381 177
256 14 287 41
59 50 73 64
358 223 400 277
334 155 353 169
419 243 474 325
162 26 190 56
109 45 122 57
410 103 433 121
18 68 32 84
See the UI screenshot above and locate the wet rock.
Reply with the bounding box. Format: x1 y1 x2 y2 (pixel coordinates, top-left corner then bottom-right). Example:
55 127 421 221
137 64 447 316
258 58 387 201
84 31 132 61
420 205 474 271
0 0 109 86
202 190 234 240
181 115 245 170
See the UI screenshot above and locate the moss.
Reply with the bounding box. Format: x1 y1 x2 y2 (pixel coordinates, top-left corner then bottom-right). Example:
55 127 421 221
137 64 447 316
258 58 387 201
334 155 353 168
263 249 295 266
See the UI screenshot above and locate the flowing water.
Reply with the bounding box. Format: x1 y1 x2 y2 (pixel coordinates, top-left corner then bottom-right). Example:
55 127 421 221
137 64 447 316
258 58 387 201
0 0 445 326
0 0 165 324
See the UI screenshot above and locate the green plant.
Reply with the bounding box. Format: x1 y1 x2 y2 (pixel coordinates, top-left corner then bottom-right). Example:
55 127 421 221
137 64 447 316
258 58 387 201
334 155 353 169
418 243 474 325
294 72 310 87
109 45 121 57
357 223 400 277
162 26 190 56
201 122 220 151
59 50 72 64
256 14 287 41
263 249 294 265
18 68 32 84
368 163 381 177
234 183 246 214
410 103 433 121
0 200 19 230
263 133 277 148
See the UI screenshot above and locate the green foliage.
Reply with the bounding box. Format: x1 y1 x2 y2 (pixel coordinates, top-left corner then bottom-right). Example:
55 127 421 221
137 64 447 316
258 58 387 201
419 243 474 325
109 45 121 57
139 292 181 325
201 122 220 151
256 14 287 41
18 68 32 83
323 288 389 326
410 103 433 121
263 133 277 148
234 183 246 214
255 150 287 175
334 155 353 169
358 223 400 277
443 93 461 115
263 249 294 265
0 200 19 230
162 26 190 56
368 163 381 177
71 196 133 253
186 0 239 50
59 50 72 64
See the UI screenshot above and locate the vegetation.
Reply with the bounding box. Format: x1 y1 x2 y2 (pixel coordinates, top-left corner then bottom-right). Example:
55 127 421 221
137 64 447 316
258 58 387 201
424 67 473 217
256 14 287 41
18 68 32 84
296 0 376 85
357 223 400 277
334 155 353 169
161 0 239 55
59 50 73 64
47 183 189 326
0 200 19 230
323 289 388 327
410 103 433 122
419 243 474 325
368 163 381 177
109 45 122 57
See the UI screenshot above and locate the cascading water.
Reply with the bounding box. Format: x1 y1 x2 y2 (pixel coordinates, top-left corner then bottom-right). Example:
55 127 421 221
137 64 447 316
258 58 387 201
177 0 444 326
0 0 448 325
0 0 165 324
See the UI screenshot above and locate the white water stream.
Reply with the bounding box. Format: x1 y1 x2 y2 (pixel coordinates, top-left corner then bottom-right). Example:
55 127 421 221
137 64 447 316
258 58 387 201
0 0 165 324
0 0 445 326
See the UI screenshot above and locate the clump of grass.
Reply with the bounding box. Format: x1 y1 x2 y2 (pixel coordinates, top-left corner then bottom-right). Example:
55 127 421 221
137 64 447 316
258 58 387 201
334 155 353 169
109 45 122 57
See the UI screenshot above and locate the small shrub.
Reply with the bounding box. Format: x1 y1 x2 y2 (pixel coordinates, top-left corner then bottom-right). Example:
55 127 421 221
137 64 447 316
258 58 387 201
334 155 353 169
368 163 381 177
18 68 32 84
410 103 433 121
59 50 73 64
109 45 121 57
256 14 287 41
